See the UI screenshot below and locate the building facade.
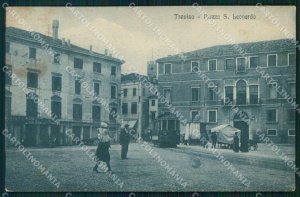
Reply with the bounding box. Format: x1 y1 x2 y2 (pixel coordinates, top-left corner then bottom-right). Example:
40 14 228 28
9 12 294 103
156 39 296 144
5 23 124 146
121 73 155 138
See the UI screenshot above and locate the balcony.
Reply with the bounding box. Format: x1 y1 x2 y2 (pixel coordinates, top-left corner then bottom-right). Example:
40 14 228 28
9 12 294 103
206 100 222 105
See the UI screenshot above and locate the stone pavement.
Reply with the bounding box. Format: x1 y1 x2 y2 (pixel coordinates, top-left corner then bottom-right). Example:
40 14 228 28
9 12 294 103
5 143 295 192
173 143 295 171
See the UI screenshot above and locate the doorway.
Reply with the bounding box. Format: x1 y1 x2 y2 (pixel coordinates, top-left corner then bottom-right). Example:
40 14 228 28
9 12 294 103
233 113 249 152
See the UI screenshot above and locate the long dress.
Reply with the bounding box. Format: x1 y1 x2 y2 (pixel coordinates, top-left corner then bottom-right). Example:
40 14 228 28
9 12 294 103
95 141 111 162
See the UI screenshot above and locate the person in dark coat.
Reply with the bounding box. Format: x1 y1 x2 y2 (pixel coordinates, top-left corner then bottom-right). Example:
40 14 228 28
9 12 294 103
120 124 131 159
211 132 218 149
233 132 240 152
93 122 112 173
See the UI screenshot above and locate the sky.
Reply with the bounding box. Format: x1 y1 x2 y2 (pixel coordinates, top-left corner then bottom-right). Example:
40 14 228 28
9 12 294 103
6 6 295 75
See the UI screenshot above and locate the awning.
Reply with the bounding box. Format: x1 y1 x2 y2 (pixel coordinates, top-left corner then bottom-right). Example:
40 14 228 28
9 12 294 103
121 120 137 128
211 124 240 133
211 124 241 144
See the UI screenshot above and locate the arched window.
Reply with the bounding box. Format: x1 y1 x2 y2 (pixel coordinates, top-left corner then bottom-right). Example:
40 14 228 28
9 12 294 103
236 80 247 105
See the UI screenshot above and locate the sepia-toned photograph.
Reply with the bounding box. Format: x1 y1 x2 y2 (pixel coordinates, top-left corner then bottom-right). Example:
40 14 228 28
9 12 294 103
3 5 297 192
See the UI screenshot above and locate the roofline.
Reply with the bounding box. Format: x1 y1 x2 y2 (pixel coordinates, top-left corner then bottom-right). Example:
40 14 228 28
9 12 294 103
156 39 295 63
6 27 125 64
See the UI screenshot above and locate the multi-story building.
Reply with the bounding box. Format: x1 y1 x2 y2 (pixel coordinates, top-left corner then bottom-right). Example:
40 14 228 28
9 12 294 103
156 39 296 144
121 73 153 138
5 21 124 146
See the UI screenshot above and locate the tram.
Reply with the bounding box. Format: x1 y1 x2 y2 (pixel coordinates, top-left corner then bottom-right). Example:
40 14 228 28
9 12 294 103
153 113 180 148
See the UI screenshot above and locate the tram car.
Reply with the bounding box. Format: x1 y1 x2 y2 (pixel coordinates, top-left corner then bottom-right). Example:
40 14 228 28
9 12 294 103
153 113 180 148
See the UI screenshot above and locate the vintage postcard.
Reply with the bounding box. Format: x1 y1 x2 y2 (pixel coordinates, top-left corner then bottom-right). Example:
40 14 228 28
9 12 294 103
3 5 297 192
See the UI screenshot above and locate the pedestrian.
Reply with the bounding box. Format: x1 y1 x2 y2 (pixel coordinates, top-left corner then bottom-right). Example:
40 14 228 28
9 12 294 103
233 132 239 152
211 132 217 149
120 124 131 159
93 122 112 173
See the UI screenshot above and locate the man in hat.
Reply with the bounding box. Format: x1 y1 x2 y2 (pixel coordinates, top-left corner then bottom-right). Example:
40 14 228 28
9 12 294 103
120 123 131 159
93 122 112 172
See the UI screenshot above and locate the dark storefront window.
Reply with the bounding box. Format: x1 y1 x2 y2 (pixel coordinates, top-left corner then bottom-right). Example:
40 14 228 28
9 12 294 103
92 105 101 122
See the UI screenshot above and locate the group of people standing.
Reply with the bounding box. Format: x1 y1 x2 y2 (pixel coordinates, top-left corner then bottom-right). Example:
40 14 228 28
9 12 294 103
93 123 131 173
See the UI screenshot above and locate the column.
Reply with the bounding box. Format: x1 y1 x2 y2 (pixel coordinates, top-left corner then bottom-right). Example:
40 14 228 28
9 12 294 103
233 84 236 105
48 125 51 144
246 85 250 104
36 125 41 146
60 126 64 145
89 126 92 138
80 126 83 140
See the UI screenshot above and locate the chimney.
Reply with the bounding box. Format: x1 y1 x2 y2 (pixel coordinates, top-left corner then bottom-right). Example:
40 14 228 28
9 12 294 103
52 20 59 39
104 49 108 55
89 45 93 53
67 39 71 47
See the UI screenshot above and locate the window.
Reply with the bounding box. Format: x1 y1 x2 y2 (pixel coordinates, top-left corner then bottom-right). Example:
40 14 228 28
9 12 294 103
73 104 82 121
111 66 116 76
249 56 259 68
236 80 246 105
266 109 277 122
225 59 235 70
288 109 295 122
225 86 233 103
75 80 81 95
208 60 217 71
163 88 171 102
52 75 62 92
133 88 137 96
143 88 145 96
5 66 12 86
51 101 61 119
268 84 277 99
6 42 10 53
151 100 155 106
164 63 172 74
111 85 116 99
54 53 60 64
27 71 38 88
93 62 102 73
94 82 100 96
288 53 295 66
123 89 127 97
191 61 199 72
267 129 277 136
191 111 199 121
288 83 295 98
29 47 36 59
110 108 117 122
208 110 217 123
122 103 128 115
26 96 38 117
249 85 259 104
92 105 101 122
74 57 83 69
191 87 199 101
267 54 277 67
236 57 246 72
208 87 218 101
151 112 156 120
131 102 137 114
162 120 167 130
288 129 295 136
